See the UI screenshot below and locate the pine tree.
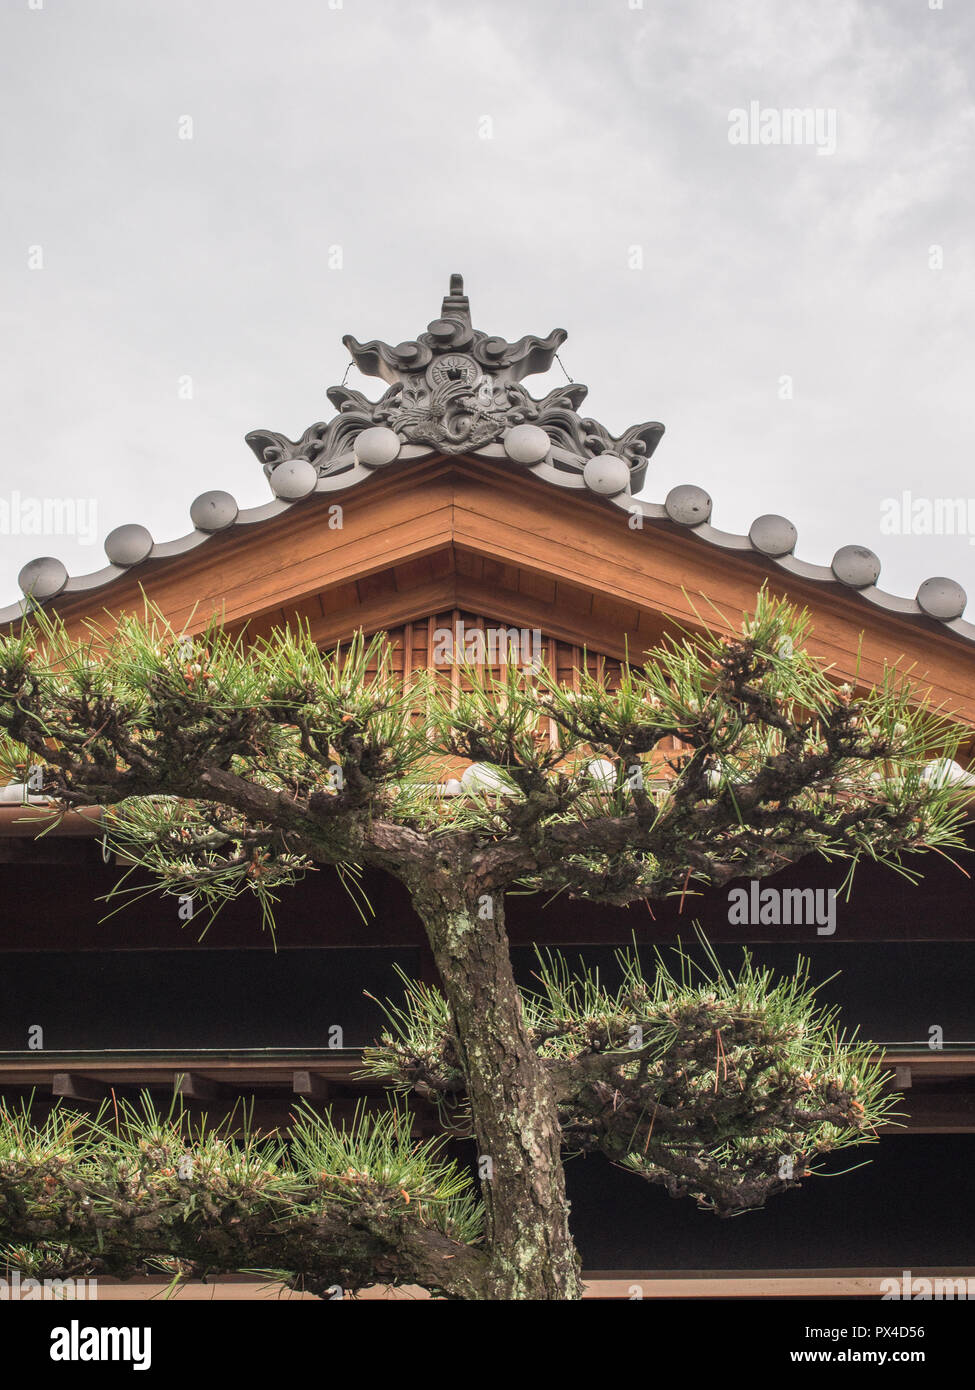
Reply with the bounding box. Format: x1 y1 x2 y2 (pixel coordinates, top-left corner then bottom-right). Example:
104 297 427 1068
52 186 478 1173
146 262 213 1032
0 590 967 1299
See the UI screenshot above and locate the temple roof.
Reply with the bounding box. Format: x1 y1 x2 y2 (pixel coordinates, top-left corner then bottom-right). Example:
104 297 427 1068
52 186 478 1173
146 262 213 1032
4 275 971 643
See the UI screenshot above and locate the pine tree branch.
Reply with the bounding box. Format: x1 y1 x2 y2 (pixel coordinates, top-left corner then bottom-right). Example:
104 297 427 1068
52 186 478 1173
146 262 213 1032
0 1098 487 1299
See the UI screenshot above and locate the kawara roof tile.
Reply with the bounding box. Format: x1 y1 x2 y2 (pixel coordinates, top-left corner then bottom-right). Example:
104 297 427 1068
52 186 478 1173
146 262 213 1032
4 275 971 645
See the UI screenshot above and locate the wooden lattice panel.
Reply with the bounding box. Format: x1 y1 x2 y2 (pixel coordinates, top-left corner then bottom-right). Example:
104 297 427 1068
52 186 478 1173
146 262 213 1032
361 611 622 691
353 613 682 777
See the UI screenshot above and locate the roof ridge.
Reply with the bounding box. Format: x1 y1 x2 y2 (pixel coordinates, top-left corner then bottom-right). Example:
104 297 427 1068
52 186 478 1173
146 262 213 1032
4 274 970 643
5 449 971 643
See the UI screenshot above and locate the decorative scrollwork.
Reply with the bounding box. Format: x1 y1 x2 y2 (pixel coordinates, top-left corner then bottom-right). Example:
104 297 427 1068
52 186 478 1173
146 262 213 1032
246 275 664 491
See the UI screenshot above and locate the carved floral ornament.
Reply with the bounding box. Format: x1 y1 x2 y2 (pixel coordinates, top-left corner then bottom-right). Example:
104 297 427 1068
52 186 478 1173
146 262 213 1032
244 273 665 499
7 274 969 638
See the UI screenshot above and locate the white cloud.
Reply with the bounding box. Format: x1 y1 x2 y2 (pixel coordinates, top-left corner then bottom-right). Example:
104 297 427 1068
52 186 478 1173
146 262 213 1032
1 0 973 608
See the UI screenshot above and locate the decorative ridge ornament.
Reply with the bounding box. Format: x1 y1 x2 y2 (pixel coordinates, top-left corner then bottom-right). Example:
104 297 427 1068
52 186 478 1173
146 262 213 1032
342 272 568 383
244 273 666 492
11 273 971 642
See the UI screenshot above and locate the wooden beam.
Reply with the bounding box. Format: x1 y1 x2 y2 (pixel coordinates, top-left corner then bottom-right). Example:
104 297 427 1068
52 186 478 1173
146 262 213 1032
292 1070 332 1099
3 1051 972 1132
51 1072 109 1102
578 1270 975 1299
36 456 975 724
79 1267 975 1300
0 806 104 838
5 1048 975 1083
175 1072 226 1102
878 1051 975 1079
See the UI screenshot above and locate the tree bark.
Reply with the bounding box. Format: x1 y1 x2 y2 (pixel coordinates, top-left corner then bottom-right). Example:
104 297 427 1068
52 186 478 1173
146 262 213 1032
406 866 582 1300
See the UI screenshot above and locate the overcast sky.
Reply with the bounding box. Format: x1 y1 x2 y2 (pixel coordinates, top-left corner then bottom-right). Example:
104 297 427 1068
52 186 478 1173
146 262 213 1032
2 0 973 613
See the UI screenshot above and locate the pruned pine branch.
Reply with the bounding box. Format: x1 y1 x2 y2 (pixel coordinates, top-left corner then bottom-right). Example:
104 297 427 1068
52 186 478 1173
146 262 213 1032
0 588 970 1298
0 588 968 914
364 939 901 1216
359 965 469 1125
0 1094 484 1299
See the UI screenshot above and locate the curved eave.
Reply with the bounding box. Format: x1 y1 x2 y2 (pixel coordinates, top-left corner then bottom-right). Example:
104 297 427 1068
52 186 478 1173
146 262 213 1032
3 439 974 653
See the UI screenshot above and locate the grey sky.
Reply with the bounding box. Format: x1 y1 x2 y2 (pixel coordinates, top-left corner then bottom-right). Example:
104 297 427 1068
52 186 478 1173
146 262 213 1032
2 0 973 613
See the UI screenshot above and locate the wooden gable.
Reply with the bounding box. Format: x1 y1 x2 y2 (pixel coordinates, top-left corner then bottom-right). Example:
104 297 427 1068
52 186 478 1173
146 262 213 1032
38 454 975 729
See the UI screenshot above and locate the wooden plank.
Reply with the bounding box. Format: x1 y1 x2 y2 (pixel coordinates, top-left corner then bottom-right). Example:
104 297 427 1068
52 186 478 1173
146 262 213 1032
0 807 103 838
49 490 455 639
554 580 594 617
315 580 361 620
292 1070 332 1099
447 467 975 716
580 1270 975 1299
455 549 482 580
452 580 624 658
24 453 975 722
878 1051 975 1078
306 577 457 649
0 1054 371 1085
289 593 325 625
479 558 520 593
518 568 557 605
51 1072 109 1102
356 570 398 604
83 1268 975 1300
175 515 454 629
237 608 288 643
591 592 641 633
176 1072 226 1101
392 554 434 588
3 1051 972 1133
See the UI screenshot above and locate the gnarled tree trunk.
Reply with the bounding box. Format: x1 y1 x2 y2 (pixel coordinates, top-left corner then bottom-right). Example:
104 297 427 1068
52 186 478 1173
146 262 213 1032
407 867 582 1300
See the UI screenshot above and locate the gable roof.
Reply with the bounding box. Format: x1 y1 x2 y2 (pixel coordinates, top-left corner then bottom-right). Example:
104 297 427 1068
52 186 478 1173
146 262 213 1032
4 275 972 668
